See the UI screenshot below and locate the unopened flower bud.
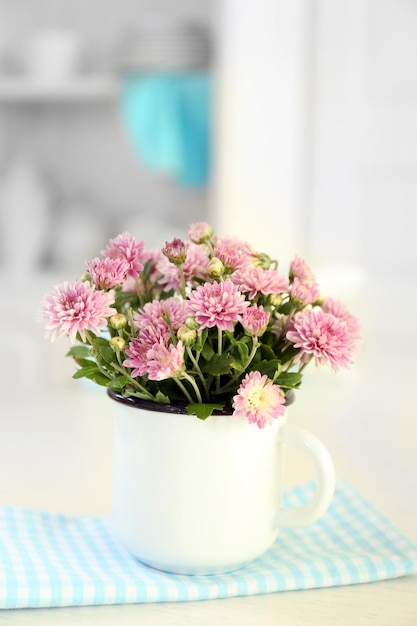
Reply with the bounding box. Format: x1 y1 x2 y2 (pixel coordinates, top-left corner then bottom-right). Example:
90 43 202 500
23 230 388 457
110 313 127 330
185 317 199 330
290 277 321 307
241 305 270 337
162 238 188 265
256 253 272 270
269 294 283 307
207 257 225 278
110 336 126 352
177 326 197 346
188 221 213 244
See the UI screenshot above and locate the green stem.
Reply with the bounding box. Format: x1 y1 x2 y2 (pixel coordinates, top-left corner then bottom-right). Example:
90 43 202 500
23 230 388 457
215 327 223 393
127 307 137 337
180 372 203 404
174 377 195 404
298 358 312 374
281 306 297 333
178 265 187 299
247 336 260 366
205 240 215 257
216 336 260 394
111 361 156 399
95 363 113 380
218 327 223 355
186 347 210 401
163 305 177 343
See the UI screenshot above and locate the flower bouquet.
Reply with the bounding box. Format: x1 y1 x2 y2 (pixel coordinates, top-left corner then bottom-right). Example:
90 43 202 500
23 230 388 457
40 222 360 426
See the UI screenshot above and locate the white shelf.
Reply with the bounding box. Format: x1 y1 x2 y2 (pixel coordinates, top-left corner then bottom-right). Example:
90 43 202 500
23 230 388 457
0 75 118 102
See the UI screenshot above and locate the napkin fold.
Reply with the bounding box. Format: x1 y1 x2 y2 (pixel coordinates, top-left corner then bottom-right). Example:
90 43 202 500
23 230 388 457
0 479 416 609
120 73 211 186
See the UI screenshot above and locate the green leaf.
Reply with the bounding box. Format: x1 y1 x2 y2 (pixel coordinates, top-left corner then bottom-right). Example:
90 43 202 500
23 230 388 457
159 289 175 300
114 291 138 310
141 259 153 282
87 336 116 367
260 344 276 361
230 334 251 346
199 329 213 358
187 403 225 420
155 391 171 404
277 300 293 315
66 345 91 359
230 359 245 372
90 372 112 386
236 340 249 363
72 357 94 368
201 354 231 376
193 333 207 353
201 342 215 361
73 364 111 387
90 337 110 349
72 365 99 379
275 372 302 388
279 346 299 365
107 376 130 390
249 359 281 378
97 347 117 366
126 390 155 401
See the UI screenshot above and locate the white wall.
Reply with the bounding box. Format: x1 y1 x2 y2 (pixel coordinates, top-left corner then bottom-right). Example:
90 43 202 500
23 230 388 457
212 0 312 262
213 0 417 347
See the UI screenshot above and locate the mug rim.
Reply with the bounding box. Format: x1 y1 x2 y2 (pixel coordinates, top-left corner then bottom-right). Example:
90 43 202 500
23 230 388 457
107 388 295 415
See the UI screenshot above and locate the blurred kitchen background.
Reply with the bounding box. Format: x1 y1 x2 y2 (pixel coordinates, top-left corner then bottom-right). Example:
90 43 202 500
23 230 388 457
0 0 416 515
0 0 214 267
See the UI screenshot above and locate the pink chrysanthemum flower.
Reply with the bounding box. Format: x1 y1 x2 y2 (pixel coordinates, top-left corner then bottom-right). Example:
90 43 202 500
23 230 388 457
123 323 170 377
290 256 316 283
188 222 213 244
321 297 361 341
241 304 270 336
232 266 289 299
286 308 356 371
215 235 259 260
290 277 321 306
162 238 189 265
123 337 149 378
187 278 249 332
40 281 116 342
123 248 164 294
134 297 189 333
232 371 285 428
157 243 209 292
214 245 252 272
86 257 130 290
102 232 145 278
146 340 185 381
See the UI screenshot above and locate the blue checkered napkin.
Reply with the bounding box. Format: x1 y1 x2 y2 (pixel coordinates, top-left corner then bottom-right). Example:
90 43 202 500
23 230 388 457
0 479 416 609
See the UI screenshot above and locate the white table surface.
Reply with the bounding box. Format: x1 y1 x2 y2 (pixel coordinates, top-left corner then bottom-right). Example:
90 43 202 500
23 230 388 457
1 274 416 625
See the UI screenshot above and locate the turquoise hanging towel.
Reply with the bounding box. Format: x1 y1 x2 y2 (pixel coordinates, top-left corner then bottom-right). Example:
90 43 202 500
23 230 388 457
120 72 211 186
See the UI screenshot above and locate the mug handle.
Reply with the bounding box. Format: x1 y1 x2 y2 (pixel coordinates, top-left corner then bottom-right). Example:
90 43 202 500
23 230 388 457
274 423 336 528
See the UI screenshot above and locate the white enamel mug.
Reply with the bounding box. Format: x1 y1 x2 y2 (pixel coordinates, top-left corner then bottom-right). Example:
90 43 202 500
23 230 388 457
109 393 335 575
